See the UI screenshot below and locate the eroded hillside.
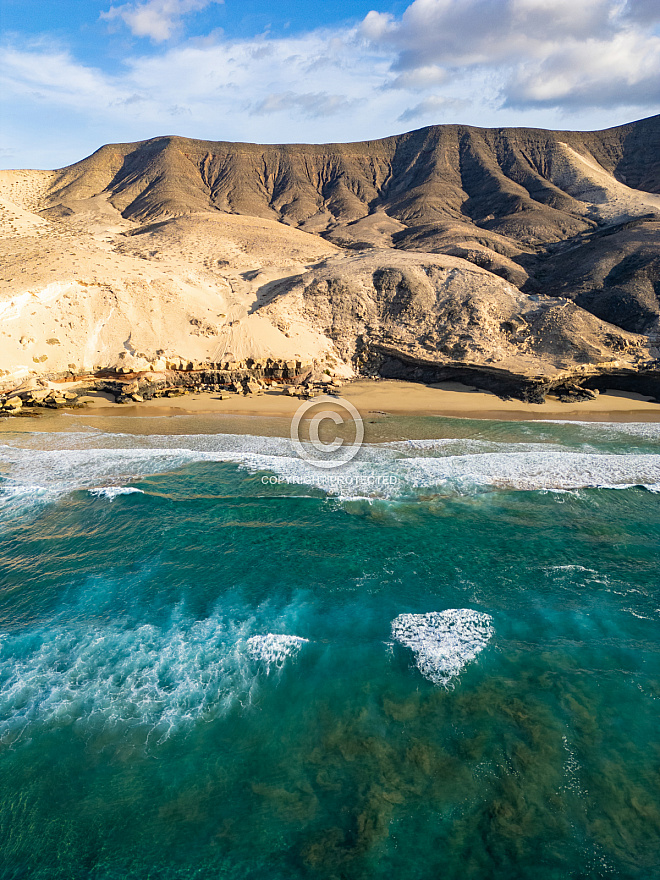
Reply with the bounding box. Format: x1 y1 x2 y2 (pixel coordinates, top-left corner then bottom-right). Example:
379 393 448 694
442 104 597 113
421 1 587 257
1 115 659 399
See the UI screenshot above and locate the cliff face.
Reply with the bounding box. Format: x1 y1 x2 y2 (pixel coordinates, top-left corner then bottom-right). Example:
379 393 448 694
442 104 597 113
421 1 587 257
1 116 659 398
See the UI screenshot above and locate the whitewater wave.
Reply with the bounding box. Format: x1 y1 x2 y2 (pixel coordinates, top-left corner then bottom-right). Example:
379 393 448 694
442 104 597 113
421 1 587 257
0 484 54 505
1 604 500 744
398 450 660 493
246 634 309 672
1 429 660 511
391 609 494 686
88 487 145 500
0 614 313 745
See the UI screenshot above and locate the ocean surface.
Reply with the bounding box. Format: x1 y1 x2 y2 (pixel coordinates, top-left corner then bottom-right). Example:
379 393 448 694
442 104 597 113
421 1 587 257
1 412 659 879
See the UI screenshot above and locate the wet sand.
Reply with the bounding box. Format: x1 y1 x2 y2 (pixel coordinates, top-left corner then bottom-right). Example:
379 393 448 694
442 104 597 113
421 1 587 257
3 381 660 444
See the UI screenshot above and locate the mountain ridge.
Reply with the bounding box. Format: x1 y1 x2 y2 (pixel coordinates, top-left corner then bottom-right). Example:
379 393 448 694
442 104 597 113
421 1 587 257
50 115 660 221
1 115 659 401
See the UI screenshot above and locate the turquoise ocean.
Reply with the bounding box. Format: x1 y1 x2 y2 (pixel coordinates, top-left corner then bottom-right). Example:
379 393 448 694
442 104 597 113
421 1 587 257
1 412 660 879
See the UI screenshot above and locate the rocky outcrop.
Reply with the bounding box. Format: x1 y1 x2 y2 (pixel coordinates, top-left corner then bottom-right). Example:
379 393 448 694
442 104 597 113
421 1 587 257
0 356 332 414
262 249 658 399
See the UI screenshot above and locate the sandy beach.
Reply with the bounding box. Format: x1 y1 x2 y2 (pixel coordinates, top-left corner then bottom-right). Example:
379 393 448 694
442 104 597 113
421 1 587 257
69 379 660 423
3 381 660 447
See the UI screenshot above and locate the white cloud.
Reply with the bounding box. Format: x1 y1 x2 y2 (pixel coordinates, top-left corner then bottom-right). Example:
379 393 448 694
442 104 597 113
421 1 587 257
506 31 660 108
0 30 404 165
253 91 358 118
362 0 660 111
361 10 397 41
1 3 658 169
1 43 126 110
364 0 617 68
101 0 221 43
387 65 448 91
398 95 469 122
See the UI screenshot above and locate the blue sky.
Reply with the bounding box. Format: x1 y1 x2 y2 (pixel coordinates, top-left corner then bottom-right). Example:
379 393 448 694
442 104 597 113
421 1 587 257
1 0 659 168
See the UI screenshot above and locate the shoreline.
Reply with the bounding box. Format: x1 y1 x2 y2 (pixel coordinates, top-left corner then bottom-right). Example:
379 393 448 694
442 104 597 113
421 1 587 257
75 379 660 423
3 380 660 439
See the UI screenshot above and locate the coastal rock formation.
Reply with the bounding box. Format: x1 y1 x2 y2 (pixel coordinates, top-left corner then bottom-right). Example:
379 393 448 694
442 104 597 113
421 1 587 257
1 114 659 400
261 249 651 398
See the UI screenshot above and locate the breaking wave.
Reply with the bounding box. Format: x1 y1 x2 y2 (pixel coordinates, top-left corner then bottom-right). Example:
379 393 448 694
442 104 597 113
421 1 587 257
398 450 660 493
391 609 494 686
1 425 660 513
88 487 145 500
246 634 309 672
0 613 310 745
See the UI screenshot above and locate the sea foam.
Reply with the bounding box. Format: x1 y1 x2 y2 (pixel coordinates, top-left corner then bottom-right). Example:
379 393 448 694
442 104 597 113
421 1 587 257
391 609 494 686
246 634 309 672
88 487 145 500
0 610 314 745
2 427 660 511
399 450 660 493
0 614 266 744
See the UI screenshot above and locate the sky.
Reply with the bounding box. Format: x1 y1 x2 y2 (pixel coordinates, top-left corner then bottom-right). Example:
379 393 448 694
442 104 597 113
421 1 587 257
1 0 659 168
